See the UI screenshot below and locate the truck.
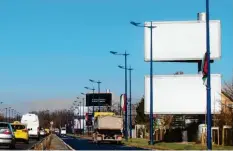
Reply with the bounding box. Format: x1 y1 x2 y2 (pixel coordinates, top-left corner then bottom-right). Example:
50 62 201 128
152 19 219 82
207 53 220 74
92 112 123 144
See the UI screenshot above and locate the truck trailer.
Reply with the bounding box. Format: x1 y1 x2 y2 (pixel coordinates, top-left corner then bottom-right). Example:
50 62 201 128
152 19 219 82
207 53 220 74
92 112 123 144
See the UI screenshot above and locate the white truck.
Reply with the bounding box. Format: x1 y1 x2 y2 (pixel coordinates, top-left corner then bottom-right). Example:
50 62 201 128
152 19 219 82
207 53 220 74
21 113 40 140
92 113 123 144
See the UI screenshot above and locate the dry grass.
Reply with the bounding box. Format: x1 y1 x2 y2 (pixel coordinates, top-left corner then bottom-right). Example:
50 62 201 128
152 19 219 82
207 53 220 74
122 138 233 150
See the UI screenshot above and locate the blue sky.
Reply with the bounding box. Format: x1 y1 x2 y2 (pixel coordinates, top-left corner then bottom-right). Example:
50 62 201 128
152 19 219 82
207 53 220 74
0 0 232 109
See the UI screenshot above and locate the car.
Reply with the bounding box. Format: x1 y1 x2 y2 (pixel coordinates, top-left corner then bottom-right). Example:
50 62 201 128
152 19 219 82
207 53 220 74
39 128 46 137
54 128 59 134
60 127 66 135
21 113 40 140
0 122 16 149
44 128 50 135
11 121 29 144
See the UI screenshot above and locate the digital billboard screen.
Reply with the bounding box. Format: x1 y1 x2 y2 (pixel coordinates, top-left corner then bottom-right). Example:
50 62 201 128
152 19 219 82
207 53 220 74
86 93 112 106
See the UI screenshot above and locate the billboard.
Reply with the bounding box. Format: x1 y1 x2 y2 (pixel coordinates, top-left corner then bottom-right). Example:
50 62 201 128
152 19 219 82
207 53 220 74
73 106 88 116
144 74 221 114
86 93 112 106
144 20 221 61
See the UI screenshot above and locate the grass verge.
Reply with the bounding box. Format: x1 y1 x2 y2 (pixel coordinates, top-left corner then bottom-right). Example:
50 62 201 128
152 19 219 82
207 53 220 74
122 138 233 150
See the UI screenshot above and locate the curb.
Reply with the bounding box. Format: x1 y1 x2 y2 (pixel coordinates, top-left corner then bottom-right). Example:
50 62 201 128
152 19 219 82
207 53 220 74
56 135 75 151
29 135 50 149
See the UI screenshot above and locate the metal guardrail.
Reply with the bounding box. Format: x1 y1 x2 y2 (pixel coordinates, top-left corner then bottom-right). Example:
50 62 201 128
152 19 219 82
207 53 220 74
30 134 52 150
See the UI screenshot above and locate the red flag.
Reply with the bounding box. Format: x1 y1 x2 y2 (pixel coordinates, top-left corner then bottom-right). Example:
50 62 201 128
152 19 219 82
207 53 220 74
120 94 126 112
202 53 208 86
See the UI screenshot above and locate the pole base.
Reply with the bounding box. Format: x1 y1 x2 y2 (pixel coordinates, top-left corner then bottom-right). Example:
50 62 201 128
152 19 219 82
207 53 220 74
148 141 155 145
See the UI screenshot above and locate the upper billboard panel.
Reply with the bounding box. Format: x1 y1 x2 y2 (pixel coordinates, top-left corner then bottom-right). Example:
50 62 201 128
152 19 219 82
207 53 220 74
144 74 221 114
144 20 221 61
86 93 112 106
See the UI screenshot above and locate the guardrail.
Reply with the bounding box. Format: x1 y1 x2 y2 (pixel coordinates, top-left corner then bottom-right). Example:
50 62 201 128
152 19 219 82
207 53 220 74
30 134 52 150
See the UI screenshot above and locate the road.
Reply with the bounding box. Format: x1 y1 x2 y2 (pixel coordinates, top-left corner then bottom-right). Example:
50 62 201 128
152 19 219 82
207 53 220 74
59 135 147 150
0 137 43 150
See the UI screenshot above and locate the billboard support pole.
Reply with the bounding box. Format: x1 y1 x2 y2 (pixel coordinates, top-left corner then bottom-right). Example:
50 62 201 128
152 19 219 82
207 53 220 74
206 0 212 150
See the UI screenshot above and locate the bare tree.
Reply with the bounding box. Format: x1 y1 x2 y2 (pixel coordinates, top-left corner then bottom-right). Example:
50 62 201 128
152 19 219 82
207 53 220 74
215 76 233 127
222 77 233 101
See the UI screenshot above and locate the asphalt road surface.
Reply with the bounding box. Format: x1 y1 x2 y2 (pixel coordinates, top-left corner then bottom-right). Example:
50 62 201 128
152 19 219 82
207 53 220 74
0 137 43 150
60 135 147 150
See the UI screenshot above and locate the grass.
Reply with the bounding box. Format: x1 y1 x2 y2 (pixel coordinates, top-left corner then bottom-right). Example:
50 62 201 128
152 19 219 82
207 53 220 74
68 134 233 150
122 138 233 150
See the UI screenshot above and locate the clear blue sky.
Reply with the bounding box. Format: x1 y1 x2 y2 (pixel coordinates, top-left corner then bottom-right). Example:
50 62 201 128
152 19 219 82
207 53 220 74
0 0 232 106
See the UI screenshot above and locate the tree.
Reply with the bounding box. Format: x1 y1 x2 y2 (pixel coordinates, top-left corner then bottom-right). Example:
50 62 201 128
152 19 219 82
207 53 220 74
222 78 233 101
215 76 233 129
135 97 149 124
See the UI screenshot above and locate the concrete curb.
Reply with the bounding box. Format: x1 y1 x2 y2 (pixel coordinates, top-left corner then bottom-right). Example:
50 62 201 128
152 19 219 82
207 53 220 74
29 135 50 150
56 135 75 151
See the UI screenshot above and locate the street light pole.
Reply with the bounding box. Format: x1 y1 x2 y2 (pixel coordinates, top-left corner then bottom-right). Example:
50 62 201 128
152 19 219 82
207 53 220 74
90 79 102 112
130 21 156 145
205 0 212 149
118 65 133 139
129 66 133 139
98 81 101 111
8 107 11 122
81 93 86 135
85 86 95 134
124 51 128 141
92 88 95 116
5 108 7 122
11 109 14 122
110 50 129 141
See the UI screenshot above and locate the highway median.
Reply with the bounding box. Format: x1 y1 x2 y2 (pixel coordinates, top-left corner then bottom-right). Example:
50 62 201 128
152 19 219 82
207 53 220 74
30 134 74 150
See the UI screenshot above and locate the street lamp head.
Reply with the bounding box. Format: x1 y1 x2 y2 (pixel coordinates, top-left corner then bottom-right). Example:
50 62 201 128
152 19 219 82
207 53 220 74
76 97 79 99
81 93 85 95
118 65 125 69
89 79 95 82
84 87 89 90
97 80 102 84
110 51 118 55
130 21 141 27
129 66 134 70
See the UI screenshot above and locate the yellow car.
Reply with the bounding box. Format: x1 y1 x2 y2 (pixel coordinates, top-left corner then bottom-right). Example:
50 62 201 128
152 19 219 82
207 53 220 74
44 128 50 135
11 121 29 144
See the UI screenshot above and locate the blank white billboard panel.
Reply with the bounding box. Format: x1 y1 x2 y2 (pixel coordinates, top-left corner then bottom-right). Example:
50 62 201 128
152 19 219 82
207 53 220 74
144 20 221 61
144 74 221 114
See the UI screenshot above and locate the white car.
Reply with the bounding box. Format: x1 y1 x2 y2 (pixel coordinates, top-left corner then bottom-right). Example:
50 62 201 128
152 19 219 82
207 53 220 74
60 127 66 135
0 122 16 149
21 113 40 140
40 129 46 136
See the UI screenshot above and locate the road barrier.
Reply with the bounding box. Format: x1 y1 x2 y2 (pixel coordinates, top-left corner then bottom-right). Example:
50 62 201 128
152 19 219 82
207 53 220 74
30 134 52 150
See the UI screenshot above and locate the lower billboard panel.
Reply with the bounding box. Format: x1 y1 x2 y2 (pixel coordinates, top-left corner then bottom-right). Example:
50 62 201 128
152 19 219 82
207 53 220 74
144 74 221 114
